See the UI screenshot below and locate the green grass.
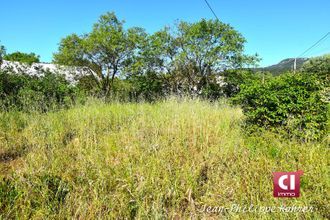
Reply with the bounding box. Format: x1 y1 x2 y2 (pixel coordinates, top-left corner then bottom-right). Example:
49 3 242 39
0 98 329 219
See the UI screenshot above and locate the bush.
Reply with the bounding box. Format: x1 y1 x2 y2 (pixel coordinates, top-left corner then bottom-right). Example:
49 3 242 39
200 79 223 100
0 70 85 112
301 54 330 84
221 69 270 97
127 72 168 102
76 75 100 96
233 72 328 140
301 54 330 103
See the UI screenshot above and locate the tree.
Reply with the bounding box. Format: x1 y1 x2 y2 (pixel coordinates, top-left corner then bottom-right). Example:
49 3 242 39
125 27 178 96
4 51 40 65
54 12 146 97
54 13 257 98
127 20 257 96
174 19 258 93
142 27 178 75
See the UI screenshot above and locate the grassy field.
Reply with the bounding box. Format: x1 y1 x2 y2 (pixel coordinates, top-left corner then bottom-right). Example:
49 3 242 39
0 98 329 219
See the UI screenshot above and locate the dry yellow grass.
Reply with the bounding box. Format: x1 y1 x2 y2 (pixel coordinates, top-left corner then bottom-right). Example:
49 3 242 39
0 98 329 219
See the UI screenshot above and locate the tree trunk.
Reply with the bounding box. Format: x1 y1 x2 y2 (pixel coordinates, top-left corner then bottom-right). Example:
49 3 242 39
104 66 117 99
103 67 111 98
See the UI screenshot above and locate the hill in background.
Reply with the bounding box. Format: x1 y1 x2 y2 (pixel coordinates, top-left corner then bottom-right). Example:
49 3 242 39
256 58 309 75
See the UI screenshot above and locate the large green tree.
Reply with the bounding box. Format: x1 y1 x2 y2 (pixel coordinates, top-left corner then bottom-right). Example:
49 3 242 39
125 27 178 96
54 13 257 98
174 19 258 92
129 19 258 95
54 12 146 97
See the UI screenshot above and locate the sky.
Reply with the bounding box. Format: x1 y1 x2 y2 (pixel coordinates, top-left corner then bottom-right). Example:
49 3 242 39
0 0 329 67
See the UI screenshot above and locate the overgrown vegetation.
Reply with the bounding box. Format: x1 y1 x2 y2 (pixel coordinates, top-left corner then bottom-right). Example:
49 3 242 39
0 10 329 219
53 12 258 97
0 99 328 219
0 70 83 112
233 72 328 140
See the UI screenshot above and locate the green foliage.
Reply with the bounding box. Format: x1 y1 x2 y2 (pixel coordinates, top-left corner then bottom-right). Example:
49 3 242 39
0 178 20 215
301 54 330 84
199 77 223 99
0 175 70 219
0 70 84 112
109 78 134 101
54 12 147 97
128 72 168 101
126 19 259 97
221 69 271 97
176 19 255 70
76 75 100 95
4 52 40 65
233 72 328 140
125 27 176 78
172 19 258 93
53 34 85 67
53 12 256 98
38 175 70 212
301 54 330 103
0 100 328 218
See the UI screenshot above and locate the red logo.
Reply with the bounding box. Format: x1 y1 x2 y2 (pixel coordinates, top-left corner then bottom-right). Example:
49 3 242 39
273 171 303 198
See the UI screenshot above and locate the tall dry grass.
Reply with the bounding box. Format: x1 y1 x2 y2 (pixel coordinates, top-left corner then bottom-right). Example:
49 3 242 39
0 98 329 219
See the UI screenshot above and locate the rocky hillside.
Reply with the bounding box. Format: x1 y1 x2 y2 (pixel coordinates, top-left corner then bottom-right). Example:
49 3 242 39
258 58 309 75
0 60 97 85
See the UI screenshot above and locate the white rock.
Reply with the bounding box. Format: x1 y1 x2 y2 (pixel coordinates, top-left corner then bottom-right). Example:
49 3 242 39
0 60 98 85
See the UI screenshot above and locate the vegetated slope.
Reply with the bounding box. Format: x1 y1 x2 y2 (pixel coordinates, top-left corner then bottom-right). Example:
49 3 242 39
0 99 328 219
256 58 309 75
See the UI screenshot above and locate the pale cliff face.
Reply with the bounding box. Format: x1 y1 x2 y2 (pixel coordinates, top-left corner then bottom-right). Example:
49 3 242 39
1 60 98 85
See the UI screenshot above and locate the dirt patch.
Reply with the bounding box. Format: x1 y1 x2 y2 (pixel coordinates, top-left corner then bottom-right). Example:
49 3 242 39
0 145 29 176
0 158 23 176
0 151 23 163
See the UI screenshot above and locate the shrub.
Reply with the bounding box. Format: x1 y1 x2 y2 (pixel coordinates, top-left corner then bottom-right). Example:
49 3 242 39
221 69 270 97
301 54 330 84
0 70 85 112
233 72 328 140
127 72 168 102
301 54 330 103
200 79 223 100
76 75 100 96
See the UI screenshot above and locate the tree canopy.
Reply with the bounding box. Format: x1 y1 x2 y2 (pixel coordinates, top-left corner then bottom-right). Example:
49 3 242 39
53 12 257 97
54 12 147 97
